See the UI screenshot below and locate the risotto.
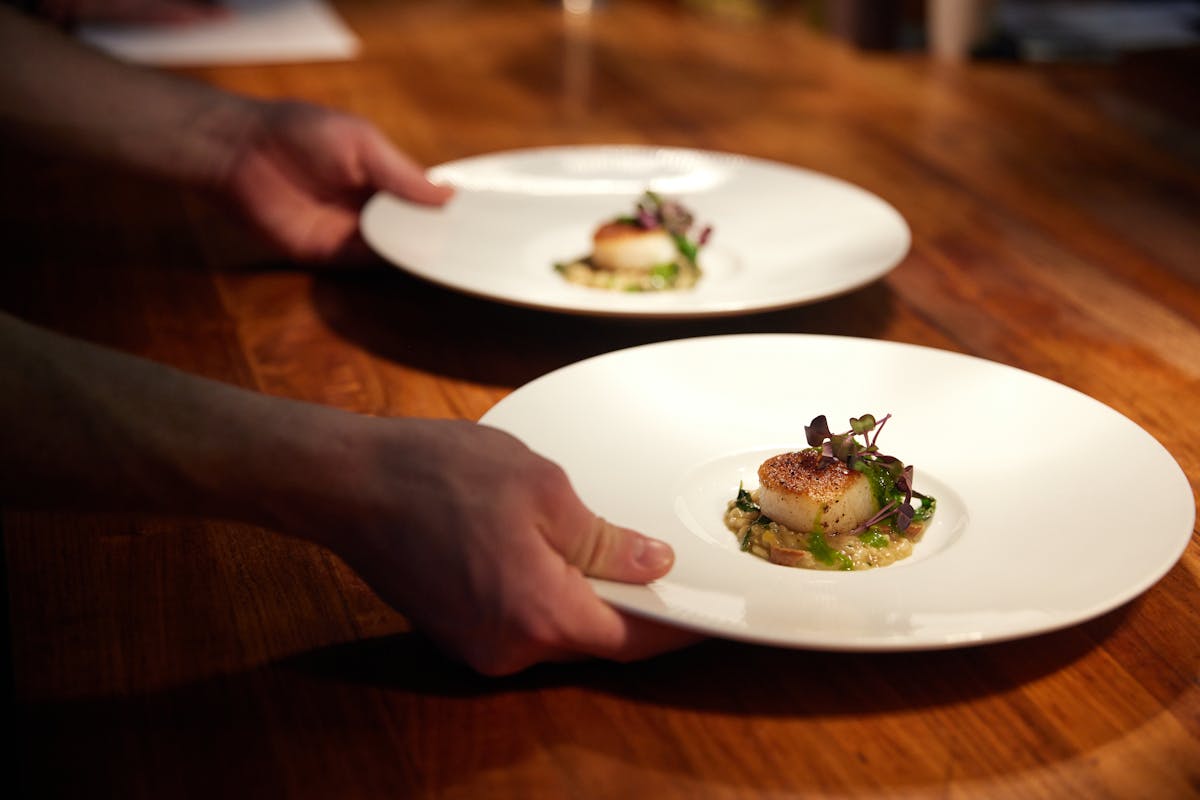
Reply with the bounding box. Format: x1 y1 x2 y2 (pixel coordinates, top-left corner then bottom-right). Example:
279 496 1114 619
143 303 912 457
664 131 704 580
725 487 926 571
554 256 700 291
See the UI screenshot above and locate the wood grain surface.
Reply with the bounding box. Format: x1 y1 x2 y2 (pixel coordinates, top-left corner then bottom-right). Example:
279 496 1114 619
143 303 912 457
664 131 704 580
4 1 1198 797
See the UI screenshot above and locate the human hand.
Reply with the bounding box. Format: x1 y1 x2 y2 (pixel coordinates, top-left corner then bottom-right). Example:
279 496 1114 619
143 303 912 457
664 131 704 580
39 0 228 25
1 310 690 674
283 417 695 675
222 100 453 263
0 9 446 262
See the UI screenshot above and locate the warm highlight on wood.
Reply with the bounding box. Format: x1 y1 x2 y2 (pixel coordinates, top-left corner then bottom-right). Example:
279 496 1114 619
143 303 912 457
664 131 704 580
3 1 1198 797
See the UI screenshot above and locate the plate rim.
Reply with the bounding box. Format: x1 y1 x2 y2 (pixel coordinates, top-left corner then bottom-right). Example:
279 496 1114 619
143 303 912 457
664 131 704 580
360 144 912 319
479 333 1196 651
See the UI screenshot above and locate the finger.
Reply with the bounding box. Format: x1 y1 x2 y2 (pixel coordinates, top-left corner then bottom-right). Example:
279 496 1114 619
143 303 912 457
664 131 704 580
443 567 629 676
326 231 382 267
554 614 704 665
604 612 705 662
360 131 454 206
548 569 700 663
567 516 674 583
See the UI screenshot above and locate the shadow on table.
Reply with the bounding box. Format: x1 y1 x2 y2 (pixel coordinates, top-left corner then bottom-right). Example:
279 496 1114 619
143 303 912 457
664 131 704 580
307 267 897 391
283 602 1133 714
15 596 1191 799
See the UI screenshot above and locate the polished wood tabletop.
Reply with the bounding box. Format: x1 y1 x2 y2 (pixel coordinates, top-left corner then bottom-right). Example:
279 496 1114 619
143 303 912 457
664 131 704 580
4 1 1199 797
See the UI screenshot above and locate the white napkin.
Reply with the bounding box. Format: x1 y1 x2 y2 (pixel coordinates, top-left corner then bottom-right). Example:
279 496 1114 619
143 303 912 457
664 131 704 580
77 0 359 66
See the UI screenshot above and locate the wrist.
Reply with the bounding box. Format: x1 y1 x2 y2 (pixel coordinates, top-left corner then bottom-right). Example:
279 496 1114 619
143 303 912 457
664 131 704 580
227 400 374 549
0 6 266 189
154 87 264 192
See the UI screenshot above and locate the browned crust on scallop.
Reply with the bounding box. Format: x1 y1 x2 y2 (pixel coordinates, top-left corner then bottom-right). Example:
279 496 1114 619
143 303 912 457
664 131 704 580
593 221 652 242
757 449 864 503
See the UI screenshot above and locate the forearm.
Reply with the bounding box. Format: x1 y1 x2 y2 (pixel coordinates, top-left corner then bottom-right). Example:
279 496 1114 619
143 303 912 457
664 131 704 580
0 4 256 188
0 313 689 672
0 311 356 533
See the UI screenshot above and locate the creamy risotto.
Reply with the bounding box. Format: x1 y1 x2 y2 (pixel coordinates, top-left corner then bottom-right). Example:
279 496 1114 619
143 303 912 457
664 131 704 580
725 487 926 571
555 257 700 291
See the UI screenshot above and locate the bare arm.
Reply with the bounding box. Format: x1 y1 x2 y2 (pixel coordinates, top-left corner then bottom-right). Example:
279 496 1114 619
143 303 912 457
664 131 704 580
1 310 331 521
0 8 690 672
0 314 689 673
0 5 452 260
0 3 248 185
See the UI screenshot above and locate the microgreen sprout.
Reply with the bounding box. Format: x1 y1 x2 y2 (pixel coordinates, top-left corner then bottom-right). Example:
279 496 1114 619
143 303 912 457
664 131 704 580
621 190 712 262
803 413 933 535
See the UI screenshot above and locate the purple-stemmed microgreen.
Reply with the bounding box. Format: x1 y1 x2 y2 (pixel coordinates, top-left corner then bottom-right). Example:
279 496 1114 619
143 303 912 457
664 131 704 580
622 190 711 263
803 414 932 534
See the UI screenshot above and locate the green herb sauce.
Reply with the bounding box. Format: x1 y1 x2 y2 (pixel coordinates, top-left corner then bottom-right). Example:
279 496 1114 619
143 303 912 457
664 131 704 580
857 527 890 548
807 531 854 571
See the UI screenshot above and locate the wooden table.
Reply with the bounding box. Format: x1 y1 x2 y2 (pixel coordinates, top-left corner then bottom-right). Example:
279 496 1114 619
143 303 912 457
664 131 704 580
4 1 1199 797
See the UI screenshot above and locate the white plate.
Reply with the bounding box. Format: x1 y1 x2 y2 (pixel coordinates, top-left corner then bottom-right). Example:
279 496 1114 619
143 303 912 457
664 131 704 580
360 146 910 318
479 335 1195 650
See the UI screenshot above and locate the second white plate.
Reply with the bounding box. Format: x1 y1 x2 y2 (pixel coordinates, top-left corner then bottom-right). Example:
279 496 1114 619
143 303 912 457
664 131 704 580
480 334 1195 650
361 145 910 318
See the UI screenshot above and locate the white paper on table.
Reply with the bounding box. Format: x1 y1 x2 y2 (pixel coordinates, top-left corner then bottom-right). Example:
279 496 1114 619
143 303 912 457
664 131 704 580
77 0 360 66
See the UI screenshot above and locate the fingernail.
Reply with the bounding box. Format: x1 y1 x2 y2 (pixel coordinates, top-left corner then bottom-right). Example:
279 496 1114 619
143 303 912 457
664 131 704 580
635 537 674 572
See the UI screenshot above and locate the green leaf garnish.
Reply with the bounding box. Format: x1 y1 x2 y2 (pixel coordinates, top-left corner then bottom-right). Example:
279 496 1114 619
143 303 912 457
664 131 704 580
670 232 698 264
849 414 877 434
735 483 759 513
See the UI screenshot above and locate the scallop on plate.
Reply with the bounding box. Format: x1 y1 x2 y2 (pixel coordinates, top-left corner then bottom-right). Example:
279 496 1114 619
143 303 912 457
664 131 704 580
360 145 911 318
480 334 1196 651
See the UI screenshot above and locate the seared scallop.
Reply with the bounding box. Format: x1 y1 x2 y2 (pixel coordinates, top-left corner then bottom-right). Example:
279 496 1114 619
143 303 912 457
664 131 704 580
756 449 878 535
590 221 678 272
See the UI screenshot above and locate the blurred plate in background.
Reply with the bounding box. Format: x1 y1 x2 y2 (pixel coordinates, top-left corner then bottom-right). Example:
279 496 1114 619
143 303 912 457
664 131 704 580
362 145 910 318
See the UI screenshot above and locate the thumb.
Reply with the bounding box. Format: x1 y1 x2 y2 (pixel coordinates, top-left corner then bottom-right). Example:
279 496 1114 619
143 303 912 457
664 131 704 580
570 517 675 583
